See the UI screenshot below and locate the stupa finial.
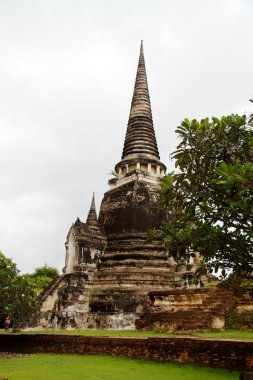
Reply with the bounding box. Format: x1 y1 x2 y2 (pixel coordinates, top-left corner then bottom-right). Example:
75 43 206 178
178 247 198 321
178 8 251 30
121 41 160 160
86 193 98 227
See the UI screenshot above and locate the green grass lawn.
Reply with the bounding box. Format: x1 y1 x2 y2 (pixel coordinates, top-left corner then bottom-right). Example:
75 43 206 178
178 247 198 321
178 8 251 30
0 354 238 380
3 328 252 340
18 328 171 337
192 329 253 341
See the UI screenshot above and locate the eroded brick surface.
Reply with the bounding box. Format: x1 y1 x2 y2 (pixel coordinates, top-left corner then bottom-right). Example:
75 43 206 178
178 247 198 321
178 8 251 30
0 334 252 372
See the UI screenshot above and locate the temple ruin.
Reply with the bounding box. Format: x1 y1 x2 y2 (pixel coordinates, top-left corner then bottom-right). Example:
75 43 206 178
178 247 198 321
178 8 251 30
31 41 199 330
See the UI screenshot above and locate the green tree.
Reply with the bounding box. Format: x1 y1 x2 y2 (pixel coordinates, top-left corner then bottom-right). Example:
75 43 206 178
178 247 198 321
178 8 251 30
25 264 59 296
0 252 37 325
159 114 253 276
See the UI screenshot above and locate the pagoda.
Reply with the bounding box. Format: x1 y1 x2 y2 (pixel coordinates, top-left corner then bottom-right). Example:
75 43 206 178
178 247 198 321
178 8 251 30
89 41 184 329
31 42 198 330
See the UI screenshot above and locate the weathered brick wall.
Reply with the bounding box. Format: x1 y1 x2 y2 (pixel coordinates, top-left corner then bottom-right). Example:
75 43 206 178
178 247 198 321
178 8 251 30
136 289 236 332
230 286 253 330
0 334 252 372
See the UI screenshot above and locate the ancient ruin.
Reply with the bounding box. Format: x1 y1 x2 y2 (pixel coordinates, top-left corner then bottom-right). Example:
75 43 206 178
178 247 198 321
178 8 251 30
31 42 199 330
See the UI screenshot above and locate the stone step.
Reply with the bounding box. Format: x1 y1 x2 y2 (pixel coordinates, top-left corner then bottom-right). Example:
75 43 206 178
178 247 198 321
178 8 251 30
37 275 64 305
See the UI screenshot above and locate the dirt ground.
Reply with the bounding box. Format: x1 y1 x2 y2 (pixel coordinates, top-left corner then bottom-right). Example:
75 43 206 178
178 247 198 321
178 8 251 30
0 352 27 359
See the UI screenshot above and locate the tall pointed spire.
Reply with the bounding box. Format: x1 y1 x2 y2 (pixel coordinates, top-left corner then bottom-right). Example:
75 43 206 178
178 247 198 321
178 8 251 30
122 41 160 160
86 193 98 227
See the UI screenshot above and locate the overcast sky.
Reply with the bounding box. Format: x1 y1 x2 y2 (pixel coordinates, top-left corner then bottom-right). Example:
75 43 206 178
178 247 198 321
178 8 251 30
0 0 252 274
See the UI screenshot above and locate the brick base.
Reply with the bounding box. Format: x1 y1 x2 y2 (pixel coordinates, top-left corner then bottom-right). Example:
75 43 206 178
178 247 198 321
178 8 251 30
0 334 252 372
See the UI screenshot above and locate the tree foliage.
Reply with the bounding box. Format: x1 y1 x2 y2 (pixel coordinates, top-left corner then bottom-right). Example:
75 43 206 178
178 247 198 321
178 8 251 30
0 252 37 325
24 264 59 296
159 114 253 276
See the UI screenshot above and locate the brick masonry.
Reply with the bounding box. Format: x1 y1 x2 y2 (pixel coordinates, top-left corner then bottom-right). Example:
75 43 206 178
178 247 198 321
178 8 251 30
0 334 253 372
136 288 237 332
135 287 253 333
